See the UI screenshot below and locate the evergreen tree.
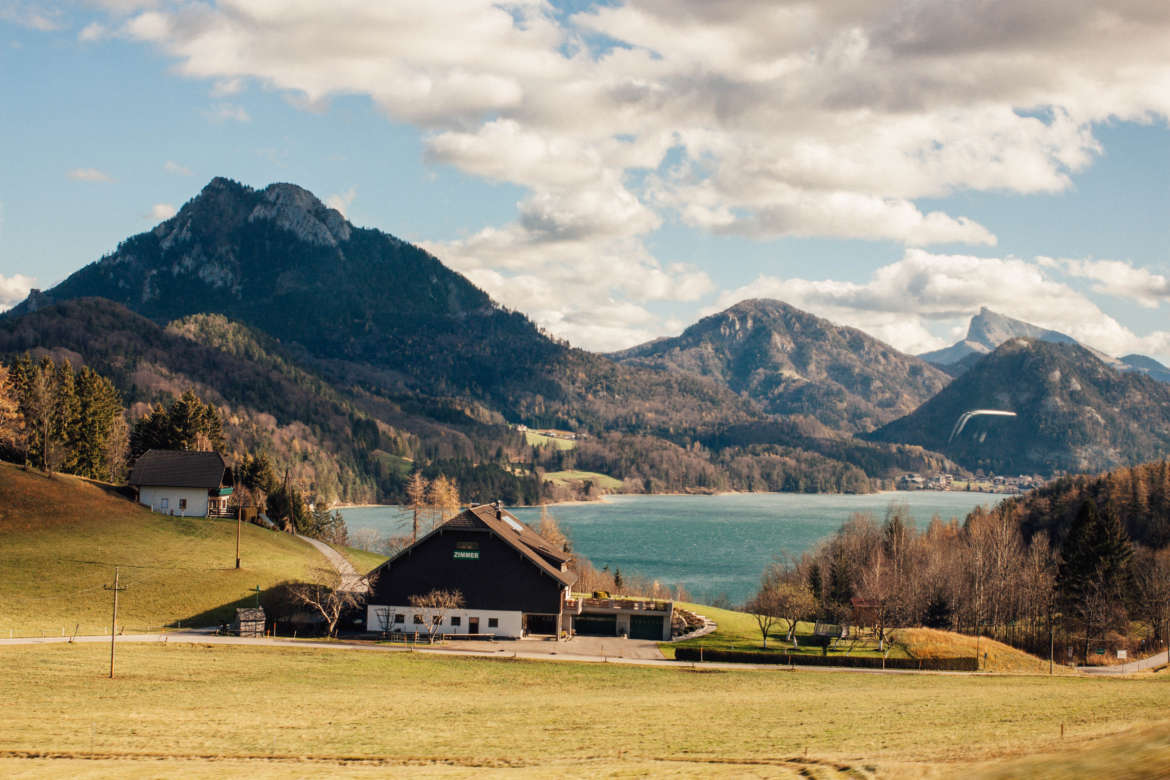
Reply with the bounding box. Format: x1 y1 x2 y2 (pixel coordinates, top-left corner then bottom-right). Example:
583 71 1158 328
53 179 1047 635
74 366 123 479
0 363 23 453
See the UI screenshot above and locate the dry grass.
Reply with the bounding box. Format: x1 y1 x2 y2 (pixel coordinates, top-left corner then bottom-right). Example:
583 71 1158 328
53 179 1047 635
0 462 330 635
1 642 1169 778
896 627 1070 674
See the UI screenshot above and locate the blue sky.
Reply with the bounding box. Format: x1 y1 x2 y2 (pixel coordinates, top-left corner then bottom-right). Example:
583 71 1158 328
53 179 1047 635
1 1 1168 361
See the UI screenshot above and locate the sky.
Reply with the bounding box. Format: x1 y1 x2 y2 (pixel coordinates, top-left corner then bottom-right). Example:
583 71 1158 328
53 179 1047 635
1 1 1169 362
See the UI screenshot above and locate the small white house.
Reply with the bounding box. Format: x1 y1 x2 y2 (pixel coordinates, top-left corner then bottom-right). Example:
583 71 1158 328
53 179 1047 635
128 449 234 518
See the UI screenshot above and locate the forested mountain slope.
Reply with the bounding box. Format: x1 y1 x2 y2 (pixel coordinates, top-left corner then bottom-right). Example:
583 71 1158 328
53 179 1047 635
868 339 1170 475
611 299 950 433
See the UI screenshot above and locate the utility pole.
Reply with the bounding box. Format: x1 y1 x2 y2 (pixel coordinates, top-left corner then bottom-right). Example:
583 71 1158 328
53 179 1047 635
103 568 126 679
235 504 242 569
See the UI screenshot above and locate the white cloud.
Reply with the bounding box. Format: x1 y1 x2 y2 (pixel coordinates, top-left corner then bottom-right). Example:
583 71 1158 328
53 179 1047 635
163 160 192 176
109 1 1170 349
0 273 35 310
1040 256 1170 308
710 250 1170 362
210 77 244 97
78 22 107 41
149 203 176 221
67 167 113 182
204 103 250 123
325 188 356 217
1 4 62 31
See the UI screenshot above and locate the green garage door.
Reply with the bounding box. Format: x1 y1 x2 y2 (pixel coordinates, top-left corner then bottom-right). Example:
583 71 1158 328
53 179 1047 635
630 614 663 640
574 614 617 636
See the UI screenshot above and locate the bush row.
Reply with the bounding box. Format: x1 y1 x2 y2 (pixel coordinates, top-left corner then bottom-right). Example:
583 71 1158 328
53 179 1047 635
674 646 978 671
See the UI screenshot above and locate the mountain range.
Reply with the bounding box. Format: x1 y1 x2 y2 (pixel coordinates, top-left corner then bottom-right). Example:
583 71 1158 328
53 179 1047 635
919 306 1170 383
5 176 1169 495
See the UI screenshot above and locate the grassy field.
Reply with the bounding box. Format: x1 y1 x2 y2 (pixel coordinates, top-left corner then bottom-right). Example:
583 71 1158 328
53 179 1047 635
0 641 1168 777
0 463 335 635
524 430 576 450
541 469 623 490
338 546 389 576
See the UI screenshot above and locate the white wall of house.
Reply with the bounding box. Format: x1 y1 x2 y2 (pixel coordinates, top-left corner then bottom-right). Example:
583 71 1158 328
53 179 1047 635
138 486 209 518
366 605 523 638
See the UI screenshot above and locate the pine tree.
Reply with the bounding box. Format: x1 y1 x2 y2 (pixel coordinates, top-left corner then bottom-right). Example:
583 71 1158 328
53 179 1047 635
74 367 123 479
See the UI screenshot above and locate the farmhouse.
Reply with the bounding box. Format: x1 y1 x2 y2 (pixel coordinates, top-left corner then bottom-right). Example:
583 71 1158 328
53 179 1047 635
366 502 673 640
128 449 234 518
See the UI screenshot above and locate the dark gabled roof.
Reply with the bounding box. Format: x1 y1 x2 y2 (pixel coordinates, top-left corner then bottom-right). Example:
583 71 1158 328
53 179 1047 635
128 449 230 489
378 503 576 588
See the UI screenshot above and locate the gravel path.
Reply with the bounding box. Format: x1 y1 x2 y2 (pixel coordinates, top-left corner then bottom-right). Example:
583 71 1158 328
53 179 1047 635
296 534 367 592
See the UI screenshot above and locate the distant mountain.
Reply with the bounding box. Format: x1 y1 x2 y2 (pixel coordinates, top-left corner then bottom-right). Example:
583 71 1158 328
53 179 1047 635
918 307 1076 366
8 177 748 435
610 299 951 433
920 307 1170 383
869 338 1170 475
1120 354 1170 384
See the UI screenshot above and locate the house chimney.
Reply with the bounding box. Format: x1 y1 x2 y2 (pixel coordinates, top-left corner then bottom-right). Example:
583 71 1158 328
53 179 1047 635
493 499 502 519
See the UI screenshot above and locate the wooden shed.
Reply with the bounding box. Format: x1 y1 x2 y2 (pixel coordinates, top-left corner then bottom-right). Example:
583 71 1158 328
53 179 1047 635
234 607 266 637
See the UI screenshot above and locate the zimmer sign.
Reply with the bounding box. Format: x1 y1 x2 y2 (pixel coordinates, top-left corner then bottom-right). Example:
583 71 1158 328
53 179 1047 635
454 541 479 560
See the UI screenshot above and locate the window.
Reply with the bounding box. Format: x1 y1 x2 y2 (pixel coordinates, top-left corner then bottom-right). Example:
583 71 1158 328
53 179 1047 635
160 498 169 510
179 498 187 510
413 614 424 625
450 616 461 627
488 617 499 628
393 614 405 624
432 615 442 625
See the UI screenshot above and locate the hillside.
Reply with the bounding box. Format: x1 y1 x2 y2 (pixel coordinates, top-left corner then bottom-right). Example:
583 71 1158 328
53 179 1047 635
611 299 951 433
869 338 1170 475
0 462 341 634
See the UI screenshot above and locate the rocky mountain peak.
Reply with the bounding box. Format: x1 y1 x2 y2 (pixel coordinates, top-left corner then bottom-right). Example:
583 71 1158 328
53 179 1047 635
249 182 351 247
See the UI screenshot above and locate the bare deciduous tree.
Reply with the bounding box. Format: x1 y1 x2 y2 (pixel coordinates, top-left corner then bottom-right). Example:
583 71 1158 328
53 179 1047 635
408 588 465 642
289 566 374 638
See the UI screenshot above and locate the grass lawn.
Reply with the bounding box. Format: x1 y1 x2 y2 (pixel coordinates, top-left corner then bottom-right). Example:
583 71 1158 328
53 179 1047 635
541 469 623 490
0 463 334 636
524 430 576 450
665 602 910 660
338 546 389 576
0 642 1168 777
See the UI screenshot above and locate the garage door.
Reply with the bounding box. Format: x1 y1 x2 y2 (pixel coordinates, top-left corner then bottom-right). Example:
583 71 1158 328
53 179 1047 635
574 614 617 636
629 614 663 640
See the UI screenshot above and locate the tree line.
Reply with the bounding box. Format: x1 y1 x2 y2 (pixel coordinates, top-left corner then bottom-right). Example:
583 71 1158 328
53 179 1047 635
747 463 1170 663
1 355 128 481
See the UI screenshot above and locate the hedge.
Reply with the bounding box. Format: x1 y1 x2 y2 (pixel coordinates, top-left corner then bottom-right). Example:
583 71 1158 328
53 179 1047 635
674 647 978 671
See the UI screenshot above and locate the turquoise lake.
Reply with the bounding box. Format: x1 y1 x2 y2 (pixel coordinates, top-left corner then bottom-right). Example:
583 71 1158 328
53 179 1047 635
341 491 1009 605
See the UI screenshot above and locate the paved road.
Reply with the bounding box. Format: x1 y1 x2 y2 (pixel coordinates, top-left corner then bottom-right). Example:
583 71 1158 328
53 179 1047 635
1078 649 1169 675
296 534 367 592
